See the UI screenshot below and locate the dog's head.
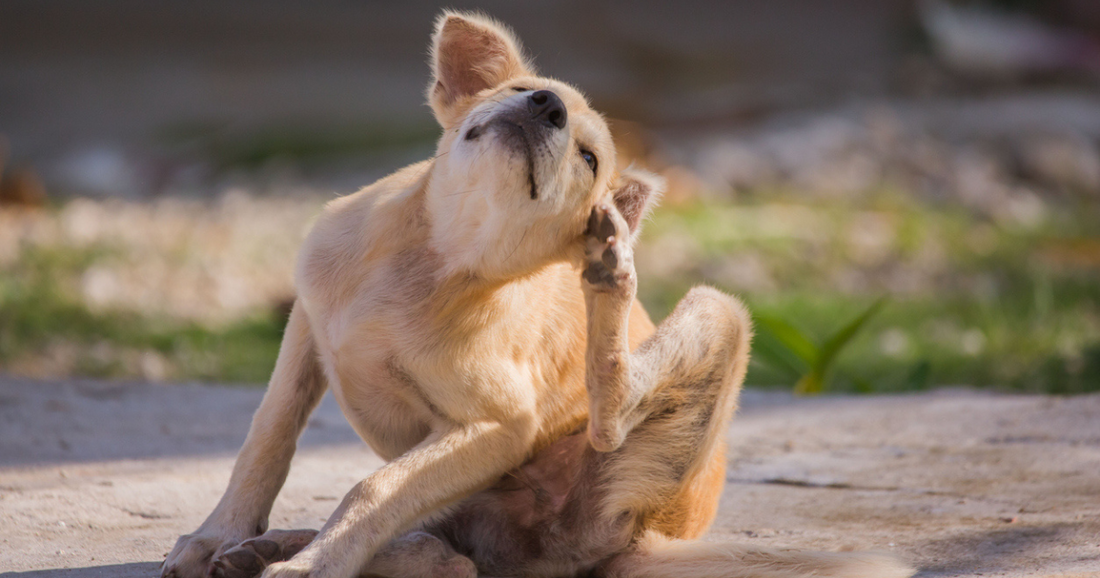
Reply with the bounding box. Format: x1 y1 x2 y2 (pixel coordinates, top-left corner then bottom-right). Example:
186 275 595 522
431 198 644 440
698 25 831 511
424 11 662 277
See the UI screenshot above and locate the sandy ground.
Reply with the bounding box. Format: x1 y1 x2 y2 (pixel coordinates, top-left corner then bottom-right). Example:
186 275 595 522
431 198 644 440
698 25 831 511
1 377 1098 578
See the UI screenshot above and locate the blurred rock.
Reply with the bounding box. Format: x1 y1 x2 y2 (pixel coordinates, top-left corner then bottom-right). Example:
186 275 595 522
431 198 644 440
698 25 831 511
878 327 911 358
698 141 776 193
10 190 325 325
671 91 1100 211
702 253 777 293
51 146 144 198
845 211 896 267
609 117 706 203
1013 132 1100 195
660 164 707 204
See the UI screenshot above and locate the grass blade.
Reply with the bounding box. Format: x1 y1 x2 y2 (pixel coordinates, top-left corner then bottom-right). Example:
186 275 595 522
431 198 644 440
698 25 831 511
795 298 886 395
754 314 819 365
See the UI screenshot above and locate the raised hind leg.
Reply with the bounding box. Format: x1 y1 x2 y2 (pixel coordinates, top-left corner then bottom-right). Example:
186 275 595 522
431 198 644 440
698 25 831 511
581 202 750 500
581 206 912 578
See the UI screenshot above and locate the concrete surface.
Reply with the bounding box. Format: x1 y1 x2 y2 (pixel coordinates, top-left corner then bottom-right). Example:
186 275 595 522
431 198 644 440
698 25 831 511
1 377 1098 577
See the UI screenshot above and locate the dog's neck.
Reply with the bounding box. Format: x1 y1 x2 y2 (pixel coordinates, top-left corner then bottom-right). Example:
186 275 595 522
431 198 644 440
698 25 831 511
423 176 576 283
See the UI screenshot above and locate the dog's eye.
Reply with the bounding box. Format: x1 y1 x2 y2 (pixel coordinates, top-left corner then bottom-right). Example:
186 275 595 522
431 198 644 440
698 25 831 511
512 86 530 92
580 149 598 173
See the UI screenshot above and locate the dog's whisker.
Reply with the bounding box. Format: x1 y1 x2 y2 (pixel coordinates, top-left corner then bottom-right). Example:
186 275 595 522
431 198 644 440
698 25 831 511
504 227 529 262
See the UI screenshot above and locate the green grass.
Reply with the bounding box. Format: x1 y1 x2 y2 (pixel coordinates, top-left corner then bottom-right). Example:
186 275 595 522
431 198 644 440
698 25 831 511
637 191 1100 394
2 187 1098 393
734 288 1100 394
0 245 286 383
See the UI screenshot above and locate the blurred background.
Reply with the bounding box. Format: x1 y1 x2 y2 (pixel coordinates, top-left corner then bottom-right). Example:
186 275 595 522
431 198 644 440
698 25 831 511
2 0 1098 393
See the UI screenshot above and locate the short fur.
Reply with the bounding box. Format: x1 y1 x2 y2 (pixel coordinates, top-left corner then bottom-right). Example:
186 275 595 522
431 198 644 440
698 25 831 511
162 11 914 578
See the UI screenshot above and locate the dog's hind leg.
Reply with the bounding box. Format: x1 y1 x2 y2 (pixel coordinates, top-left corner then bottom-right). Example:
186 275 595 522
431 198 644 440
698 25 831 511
582 207 913 577
212 529 319 578
580 202 752 539
581 204 749 468
359 531 477 578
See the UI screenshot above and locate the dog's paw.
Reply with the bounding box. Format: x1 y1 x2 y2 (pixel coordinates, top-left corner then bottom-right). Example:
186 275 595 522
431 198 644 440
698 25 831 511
212 529 318 578
162 528 252 578
582 204 635 292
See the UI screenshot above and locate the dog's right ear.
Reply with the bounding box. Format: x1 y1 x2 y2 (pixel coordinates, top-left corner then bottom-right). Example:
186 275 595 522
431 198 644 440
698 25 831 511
428 11 534 128
612 167 665 242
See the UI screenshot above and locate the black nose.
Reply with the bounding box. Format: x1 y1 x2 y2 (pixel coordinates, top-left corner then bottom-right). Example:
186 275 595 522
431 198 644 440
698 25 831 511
528 90 567 129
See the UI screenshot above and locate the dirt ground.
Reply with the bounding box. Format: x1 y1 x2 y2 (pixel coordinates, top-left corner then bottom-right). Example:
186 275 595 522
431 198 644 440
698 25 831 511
1 377 1098 577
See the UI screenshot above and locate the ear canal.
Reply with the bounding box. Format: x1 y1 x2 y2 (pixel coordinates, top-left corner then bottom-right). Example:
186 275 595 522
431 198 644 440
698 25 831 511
428 11 533 126
612 168 666 234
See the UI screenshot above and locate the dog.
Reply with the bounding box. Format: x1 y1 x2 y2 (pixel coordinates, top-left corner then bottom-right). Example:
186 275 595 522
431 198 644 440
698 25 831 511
161 11 914 578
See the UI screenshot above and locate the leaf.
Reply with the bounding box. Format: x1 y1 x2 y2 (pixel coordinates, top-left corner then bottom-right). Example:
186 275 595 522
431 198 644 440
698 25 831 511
794 372 823 395
754 314 819 365
795 298 886 396
818 298 887 375
750 331 808 379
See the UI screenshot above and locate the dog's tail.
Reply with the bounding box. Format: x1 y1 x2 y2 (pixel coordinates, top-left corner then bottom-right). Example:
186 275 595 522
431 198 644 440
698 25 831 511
601 531 915 578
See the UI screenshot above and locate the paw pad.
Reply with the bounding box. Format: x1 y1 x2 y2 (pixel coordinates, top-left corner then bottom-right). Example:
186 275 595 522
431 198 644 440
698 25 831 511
583 204 633 290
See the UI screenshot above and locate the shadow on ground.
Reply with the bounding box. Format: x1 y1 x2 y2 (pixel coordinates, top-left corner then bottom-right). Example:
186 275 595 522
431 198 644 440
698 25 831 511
0 378 362 467
0 562 161 578
915 523 1097 577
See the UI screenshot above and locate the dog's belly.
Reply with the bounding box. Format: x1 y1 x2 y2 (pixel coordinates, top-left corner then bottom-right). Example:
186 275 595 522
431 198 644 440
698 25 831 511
433 432 636 577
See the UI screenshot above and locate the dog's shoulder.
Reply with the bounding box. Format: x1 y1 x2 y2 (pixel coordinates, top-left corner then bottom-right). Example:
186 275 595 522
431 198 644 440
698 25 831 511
296 160 433 304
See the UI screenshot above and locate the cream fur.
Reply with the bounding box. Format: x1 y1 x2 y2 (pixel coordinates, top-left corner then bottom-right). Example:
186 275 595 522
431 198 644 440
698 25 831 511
161 11 915 578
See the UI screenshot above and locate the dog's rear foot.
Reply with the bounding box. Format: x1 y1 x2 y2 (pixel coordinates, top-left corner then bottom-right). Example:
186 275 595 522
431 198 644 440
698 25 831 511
211 529 318 578
583 204 634 291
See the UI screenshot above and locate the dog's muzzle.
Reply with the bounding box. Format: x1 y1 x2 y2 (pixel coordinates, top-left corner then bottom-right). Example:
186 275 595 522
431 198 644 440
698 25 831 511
491 89 568 140
482 90 568 201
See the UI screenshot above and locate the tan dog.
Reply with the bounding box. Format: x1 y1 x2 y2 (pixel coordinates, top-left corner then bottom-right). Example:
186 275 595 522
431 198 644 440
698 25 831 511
161 12 914 578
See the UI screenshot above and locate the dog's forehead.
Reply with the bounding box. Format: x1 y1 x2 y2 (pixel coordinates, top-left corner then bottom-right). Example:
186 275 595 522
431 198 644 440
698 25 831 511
537 78 613 147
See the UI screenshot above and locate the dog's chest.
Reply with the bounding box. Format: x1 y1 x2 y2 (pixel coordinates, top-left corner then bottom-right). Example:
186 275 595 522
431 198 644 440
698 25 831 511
315 286 542 449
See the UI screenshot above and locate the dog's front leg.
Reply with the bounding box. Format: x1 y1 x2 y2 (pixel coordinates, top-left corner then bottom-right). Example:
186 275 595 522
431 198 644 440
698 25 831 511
163 302 326 578
581 204 640 452
262 415 537 578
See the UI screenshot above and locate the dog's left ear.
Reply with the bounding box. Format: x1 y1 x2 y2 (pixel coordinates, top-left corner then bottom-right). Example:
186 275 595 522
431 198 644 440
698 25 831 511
611 167 665 240
428 11 534 128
